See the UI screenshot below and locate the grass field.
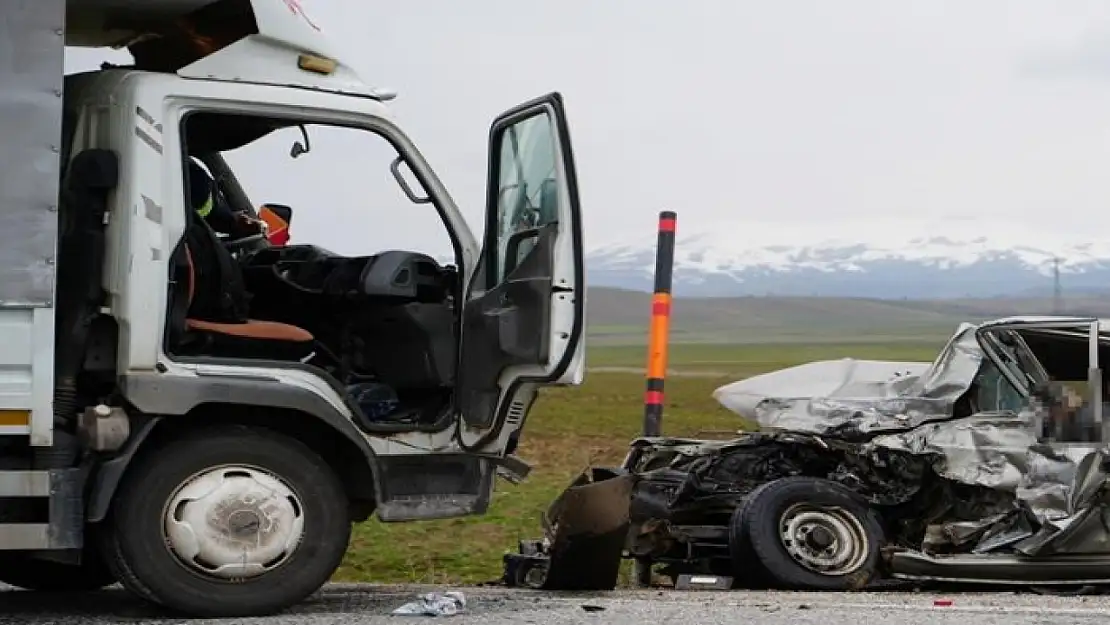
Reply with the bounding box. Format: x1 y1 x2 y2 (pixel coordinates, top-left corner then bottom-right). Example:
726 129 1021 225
333 340 944 585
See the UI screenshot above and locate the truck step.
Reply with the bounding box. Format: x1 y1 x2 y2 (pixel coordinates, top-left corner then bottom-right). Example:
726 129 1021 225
0 469 82 550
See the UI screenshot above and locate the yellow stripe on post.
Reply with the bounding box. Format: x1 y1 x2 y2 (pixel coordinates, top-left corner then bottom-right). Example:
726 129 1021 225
0 410 30 426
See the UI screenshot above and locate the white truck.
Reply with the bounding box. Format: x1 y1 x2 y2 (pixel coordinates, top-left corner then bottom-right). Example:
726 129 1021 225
1 0 586 616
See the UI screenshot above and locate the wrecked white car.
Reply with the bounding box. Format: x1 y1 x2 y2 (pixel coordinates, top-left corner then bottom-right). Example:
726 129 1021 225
504 316 1110 591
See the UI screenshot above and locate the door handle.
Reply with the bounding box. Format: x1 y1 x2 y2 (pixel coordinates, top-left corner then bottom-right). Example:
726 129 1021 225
552 285 573 293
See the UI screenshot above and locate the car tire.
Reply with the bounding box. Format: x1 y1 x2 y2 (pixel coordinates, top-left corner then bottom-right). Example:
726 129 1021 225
727 501 769 589
0 542 116 592
739 476 883 591
100 425 351 617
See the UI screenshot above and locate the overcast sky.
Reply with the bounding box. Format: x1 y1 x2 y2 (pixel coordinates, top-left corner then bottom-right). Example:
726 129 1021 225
64 0 1110 257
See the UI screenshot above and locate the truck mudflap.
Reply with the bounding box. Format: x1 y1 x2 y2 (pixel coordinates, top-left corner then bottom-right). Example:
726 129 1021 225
503 467 635 590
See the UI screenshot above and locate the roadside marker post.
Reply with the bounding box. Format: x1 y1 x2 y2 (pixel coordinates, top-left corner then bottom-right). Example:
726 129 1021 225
635 211 723 590
643 210 676 438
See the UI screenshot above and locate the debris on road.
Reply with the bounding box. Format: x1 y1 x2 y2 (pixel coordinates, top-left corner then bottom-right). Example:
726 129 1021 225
392 591 467 617
502 467 634 591
506 317 1110 593
673 574 733 590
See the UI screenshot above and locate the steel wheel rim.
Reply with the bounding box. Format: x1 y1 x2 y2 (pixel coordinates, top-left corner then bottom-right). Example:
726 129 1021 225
778 502 869 576
161 464 306 581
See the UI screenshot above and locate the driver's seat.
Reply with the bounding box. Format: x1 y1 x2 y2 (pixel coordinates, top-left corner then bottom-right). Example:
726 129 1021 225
174 169 315 362
179 227 316 361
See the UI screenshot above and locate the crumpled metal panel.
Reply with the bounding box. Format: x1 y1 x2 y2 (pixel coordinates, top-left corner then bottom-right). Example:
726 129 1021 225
870 415 1101 523
865 408 1110 556
870 412 1042 494
626 419 1110 561
713 324 983 438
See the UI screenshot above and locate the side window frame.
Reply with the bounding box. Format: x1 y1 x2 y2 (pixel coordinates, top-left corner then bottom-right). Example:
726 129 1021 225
483 109 562 290
976 329 1035 410
174 100 468 277
971 357 1027 413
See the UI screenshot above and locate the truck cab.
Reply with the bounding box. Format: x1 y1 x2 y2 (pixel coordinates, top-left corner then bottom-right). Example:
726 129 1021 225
0 0 585 616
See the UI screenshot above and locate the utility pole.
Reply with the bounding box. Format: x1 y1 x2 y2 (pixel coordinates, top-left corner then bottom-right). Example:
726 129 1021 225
1052 256 1063 314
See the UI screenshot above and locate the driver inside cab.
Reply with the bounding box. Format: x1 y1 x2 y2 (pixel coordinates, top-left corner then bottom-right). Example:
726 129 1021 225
187 158 264 240
183 158 262 325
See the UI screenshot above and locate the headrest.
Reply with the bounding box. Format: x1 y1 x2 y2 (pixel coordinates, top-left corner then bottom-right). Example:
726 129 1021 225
187 160 214 216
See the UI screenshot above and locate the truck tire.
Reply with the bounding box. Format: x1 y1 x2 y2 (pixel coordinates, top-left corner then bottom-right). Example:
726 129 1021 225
99 425 351 617
0 547 115 592
738 476 883 591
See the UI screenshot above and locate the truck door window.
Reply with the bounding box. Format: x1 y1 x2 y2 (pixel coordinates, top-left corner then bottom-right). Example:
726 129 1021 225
220 123 452 257
490 112 559 283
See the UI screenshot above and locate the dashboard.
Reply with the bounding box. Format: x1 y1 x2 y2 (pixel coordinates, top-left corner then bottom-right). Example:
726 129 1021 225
242 245 454 303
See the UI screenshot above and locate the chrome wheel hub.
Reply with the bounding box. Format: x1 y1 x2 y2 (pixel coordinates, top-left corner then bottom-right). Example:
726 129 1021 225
778 503 868 576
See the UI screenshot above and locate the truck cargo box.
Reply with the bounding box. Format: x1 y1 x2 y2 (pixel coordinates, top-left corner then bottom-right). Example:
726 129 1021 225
1 0 65 307
0 0 66 443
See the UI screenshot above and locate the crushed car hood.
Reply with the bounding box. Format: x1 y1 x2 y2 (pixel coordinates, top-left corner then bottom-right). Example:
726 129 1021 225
712 323 984 438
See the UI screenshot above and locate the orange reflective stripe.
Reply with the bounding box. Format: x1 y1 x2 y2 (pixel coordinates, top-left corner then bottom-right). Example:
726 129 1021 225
645 293 672 379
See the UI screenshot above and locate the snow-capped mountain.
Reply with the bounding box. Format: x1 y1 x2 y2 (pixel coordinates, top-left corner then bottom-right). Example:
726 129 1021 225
585 218 1110 299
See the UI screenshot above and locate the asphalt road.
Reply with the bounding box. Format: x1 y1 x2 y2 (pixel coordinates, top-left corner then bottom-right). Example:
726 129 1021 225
5 585 1110 624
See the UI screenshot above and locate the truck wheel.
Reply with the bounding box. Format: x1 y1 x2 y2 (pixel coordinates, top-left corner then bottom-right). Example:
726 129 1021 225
0 546 115 592
100 426 351 617
738 477 882 591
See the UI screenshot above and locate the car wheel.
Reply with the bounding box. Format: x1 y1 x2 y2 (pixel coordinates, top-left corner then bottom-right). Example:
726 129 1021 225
728 501 769 589
100 425 351 617
739 476 883 591
0 542 116 592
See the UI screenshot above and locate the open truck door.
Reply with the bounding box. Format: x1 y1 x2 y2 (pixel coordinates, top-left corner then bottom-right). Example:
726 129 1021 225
457 93 586 442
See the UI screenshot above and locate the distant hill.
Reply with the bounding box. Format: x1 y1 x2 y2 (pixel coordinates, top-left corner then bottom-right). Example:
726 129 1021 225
587 219 1110 298
584 287 1110 345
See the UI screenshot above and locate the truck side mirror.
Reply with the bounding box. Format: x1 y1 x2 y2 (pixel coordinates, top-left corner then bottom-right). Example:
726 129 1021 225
290 125 312 158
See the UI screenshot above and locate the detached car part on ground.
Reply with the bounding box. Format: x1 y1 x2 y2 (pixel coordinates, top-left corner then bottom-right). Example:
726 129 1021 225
505 316 1110 591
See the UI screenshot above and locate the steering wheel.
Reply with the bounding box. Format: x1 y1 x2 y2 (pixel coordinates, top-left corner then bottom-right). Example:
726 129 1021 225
223 232 267 256
270 260 322 294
